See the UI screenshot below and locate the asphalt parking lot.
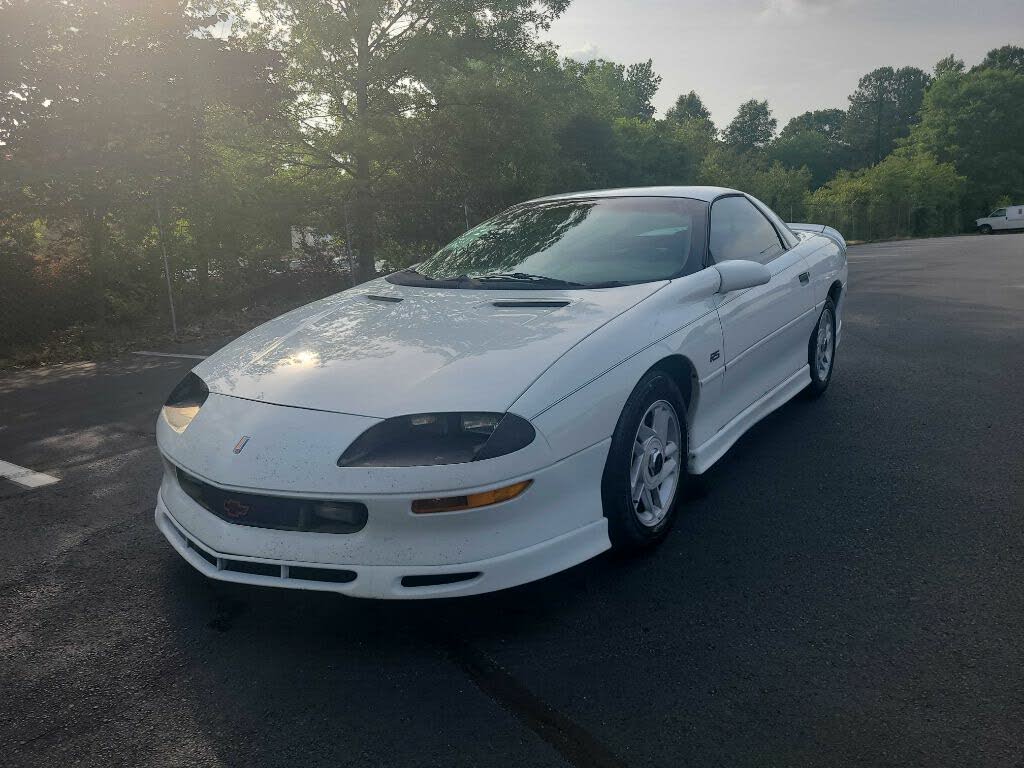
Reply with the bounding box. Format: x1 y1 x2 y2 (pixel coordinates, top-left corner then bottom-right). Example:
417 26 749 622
2 234 1023 767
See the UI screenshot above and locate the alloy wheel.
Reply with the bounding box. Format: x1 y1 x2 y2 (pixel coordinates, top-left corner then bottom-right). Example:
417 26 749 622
629 400 682 527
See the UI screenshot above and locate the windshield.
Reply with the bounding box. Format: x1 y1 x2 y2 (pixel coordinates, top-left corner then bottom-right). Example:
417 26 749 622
388 196 708 289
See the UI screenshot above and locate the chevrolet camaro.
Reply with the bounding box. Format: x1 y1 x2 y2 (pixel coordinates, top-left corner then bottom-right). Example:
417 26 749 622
154 187 848 599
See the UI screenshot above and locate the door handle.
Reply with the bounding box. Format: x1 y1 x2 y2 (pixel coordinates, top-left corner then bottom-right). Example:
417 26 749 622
798 271 810 285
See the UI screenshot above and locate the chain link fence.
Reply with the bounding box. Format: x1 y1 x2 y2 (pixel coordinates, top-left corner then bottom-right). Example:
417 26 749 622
0 196 486 366
802 202 972 242
0 196 980 366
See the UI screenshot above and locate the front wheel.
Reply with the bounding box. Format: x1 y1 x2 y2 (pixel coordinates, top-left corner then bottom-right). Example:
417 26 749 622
805 297 836 398
601 370 688 551
979 224 993 235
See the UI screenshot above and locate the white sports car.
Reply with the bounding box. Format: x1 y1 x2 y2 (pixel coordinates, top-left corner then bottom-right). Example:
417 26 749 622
155 187 847 599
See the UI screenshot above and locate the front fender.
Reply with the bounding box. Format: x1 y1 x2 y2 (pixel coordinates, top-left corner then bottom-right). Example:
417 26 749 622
512 269 725 461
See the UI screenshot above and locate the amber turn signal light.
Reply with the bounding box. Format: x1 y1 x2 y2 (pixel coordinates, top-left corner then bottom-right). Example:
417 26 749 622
411 480 532 514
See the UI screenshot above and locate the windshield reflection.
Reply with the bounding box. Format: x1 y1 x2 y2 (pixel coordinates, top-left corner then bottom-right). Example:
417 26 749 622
389 196 708 289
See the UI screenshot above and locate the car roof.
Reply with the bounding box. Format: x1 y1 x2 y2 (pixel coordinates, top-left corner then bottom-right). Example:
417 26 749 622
525 186 741 205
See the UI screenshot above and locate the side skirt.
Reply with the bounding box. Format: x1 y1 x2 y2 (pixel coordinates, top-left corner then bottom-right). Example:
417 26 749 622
688 365 811 475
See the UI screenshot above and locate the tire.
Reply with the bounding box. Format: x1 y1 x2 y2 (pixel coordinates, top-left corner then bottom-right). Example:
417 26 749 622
601 369 688 551
980 225 993 235
805 297 837 398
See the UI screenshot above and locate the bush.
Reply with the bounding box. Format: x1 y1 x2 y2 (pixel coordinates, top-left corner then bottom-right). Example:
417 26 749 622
806 151 965 239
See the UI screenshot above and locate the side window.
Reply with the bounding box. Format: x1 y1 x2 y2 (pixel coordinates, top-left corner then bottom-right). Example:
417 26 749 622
992 209 1007 218
709 196 785 265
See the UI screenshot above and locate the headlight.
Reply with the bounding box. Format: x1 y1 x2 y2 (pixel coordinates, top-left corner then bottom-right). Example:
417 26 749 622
337 412 536 467
162 372 209 433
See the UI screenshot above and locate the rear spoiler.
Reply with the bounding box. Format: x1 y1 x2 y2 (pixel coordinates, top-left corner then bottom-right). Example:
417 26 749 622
788 223 847 252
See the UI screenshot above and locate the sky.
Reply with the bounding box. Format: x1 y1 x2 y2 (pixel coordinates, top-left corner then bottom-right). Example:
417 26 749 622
545 0 1022 128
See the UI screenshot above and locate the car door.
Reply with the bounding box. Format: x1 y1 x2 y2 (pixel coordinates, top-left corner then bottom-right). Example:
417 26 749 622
990 209 1008 230
710 195 813 428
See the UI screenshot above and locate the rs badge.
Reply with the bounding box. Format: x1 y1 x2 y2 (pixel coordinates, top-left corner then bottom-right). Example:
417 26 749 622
233 436 251 454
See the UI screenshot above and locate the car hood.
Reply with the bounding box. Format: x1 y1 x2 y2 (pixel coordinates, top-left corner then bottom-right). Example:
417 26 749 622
194 277 664 417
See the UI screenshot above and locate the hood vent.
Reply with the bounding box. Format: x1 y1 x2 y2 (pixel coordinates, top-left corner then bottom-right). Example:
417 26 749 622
365 294 403 303
491 300 570 309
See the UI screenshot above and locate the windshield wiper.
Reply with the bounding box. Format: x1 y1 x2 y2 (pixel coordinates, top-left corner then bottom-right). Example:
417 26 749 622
467 272 585 288
398 268 435 280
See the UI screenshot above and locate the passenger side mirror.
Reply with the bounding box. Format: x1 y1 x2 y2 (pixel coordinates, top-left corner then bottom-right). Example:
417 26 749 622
714 260 771 294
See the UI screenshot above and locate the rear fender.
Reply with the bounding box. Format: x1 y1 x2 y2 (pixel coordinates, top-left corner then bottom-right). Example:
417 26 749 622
788 223 847 253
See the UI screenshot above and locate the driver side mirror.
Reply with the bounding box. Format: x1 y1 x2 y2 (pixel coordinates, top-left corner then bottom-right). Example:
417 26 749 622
714 260 771 294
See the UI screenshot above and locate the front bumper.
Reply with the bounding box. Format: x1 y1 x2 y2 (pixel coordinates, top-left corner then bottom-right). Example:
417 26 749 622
155 438 613 599
156 499 608 599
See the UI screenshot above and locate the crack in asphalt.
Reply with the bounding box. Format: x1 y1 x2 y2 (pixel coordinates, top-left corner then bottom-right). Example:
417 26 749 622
446 639 628 768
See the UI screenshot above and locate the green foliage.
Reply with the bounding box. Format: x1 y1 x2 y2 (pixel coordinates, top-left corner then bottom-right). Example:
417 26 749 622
0 3 1018 362
769 131 850 189
700 147 811 219
807 151 965 239
564 58 662 120
779 109 846 142
844 66 931 165
770 109 853 188
233 0 571 279
976 45 1024 75
909 64 1024 211
607 117 704 186
933 54 965 79
665 91 712 124
723 99 777 152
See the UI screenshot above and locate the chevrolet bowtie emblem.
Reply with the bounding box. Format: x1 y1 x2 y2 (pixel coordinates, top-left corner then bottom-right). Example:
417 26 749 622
233 436 251 454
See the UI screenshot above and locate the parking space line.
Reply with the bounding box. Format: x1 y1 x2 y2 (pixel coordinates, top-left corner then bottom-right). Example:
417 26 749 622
132 351 207 360
0 459 59 489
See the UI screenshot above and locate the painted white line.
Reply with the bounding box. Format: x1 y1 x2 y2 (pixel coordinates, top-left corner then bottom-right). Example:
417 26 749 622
0 459 59 489
132 351 207 360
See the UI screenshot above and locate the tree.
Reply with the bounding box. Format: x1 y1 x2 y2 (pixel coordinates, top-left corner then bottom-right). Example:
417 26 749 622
909 65 1024 211
0 0 205 327
770 131 850 189
606 117 704 187
665 91 711 123
844 66 931 165
779 109 846 142
0 0 286 343
382 47 582 254
565 58 662 120
700 147 810 219
975 44 1024 75
722 99 776 151
933 54 965 79
663 90 716 143
807 150 965 239
236 0 570 281
771 109 852 188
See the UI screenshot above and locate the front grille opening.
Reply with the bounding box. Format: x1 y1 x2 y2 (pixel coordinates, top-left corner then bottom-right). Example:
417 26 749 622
186 539 219 568
176 467 368 534
400 572 480 588
289 566 357 584
225 559 280 577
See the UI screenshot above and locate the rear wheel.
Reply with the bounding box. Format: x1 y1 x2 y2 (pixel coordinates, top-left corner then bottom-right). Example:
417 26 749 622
805 297 836 398
601 370 688 551
980 224 993 235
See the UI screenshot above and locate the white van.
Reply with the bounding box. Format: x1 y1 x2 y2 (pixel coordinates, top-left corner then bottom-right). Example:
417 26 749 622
976 205 1024 233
